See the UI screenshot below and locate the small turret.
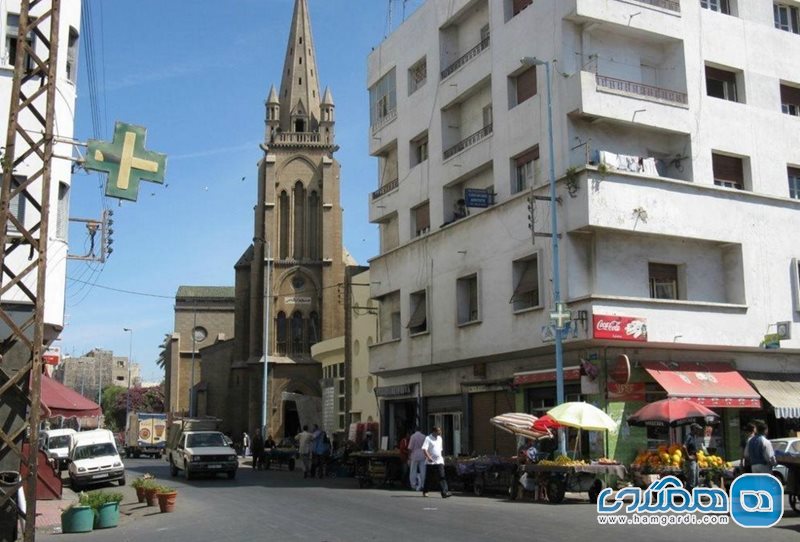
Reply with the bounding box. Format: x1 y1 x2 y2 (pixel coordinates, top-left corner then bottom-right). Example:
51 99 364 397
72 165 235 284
320 87 335 144
265 85 281 142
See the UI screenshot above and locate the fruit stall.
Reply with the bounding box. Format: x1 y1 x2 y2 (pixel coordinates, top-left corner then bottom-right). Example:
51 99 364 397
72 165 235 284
514 455 627 504
350 450 404 488
630 445 733 488
777 454 800 513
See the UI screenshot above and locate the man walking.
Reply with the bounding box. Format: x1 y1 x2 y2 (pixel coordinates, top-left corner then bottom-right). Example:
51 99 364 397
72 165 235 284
421 426 451 498
683 423 704 491
295 425 314 479
747 420 777 474
408 427 426 491
251 428 265 470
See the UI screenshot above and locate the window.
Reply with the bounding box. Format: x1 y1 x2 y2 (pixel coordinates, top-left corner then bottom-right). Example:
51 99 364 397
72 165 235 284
794 258 800 312
56 182 69 240
511 255 540 311
512 66 537 107
411 132 429 167
379 291 401 341
789 167 800 199
512 146 539 194
649 263 678 300
480 24 490 43
705 66 739 102
408 57 427 95
369 68 397 127
66 27 78 83
775 3 800 34
482 104 493 128
701 0 731 14
391 311 401 340
712 153 744 190
5 14 34 70
781 83 800 116
457 274 479 324
512 0 534 16
413 201 430 237
408 290 427 335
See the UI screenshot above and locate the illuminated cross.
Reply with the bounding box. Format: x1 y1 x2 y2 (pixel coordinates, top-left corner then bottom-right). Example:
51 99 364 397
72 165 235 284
85 122 167 202
549 302 572 331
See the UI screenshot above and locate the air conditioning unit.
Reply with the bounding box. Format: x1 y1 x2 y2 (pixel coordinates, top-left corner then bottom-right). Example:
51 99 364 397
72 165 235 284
776 321 792 340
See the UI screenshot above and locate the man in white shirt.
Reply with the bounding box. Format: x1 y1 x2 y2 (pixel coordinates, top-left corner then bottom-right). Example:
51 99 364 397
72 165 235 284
421 426 451 498
407 428 427 491
295 425 314 478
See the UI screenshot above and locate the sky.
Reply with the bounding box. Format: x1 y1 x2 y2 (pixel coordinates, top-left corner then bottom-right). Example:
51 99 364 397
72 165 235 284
62 0 421 383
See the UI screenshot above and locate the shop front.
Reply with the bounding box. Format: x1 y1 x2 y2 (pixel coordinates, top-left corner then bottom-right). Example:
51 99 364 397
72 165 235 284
376 383 419 449
743 372 800 438
425 394 463 457
464 382 516 457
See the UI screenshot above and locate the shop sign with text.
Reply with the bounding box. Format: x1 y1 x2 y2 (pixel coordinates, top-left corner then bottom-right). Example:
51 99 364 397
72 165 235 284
593 314 648 342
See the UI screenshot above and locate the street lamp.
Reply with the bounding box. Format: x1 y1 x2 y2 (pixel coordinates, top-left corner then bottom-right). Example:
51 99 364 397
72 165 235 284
521 56 567 455
123 328 133 432
262 241 272 437
190 311 197 417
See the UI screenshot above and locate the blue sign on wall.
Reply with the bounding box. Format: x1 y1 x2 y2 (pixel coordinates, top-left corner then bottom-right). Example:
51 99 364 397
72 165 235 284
464 188 492 208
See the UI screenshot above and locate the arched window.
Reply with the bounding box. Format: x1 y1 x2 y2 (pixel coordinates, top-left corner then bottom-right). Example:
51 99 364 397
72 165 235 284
291 312 304 354
276 311 287 355
309 312 320 346
279 191 289 260
293 181 306 260
308 191 321 260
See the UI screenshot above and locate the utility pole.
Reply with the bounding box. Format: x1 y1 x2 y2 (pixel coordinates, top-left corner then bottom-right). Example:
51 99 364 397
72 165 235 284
0 1 63 539
261 242 271 436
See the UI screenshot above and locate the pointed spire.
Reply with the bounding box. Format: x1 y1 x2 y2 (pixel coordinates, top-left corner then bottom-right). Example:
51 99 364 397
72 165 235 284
279 0 322 133
267 85 279 105
321 86 334 106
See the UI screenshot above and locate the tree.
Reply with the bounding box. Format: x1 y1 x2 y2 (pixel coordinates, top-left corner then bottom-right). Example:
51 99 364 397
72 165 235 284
101 386 126 432
102 385 165 431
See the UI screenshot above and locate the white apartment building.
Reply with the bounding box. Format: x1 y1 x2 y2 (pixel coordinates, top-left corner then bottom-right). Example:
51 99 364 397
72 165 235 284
0 0 81 348
366 0 800 462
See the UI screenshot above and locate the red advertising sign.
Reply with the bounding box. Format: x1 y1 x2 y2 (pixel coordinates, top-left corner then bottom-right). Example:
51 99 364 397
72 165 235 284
42 347 60 366
610 355 631 385
607 382 646 402
593 314 648 342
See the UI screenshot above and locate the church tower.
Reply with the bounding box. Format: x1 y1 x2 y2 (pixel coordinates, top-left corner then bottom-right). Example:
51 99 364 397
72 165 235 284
240 0 345 438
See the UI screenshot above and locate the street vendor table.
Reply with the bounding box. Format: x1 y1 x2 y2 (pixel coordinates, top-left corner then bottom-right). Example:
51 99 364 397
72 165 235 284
778 455 800 512
454 456 518 496
350 451 404 489
517 463 628 504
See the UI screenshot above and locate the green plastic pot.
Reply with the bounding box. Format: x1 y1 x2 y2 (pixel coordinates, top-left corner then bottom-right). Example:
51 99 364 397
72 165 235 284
61 505 94 533
94 501 120 529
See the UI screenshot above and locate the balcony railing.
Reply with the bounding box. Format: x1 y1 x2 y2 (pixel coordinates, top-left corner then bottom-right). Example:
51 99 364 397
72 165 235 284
628 0 681 12
271 132 328 146
370 108 398 135
440 36 490 79
443 123 493 160
596 74 688 106
372 178 399 200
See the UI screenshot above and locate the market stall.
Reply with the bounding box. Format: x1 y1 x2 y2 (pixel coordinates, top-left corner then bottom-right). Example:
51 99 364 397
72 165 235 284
778 455 800 513
515 458 627 503
452 455 518 496
350 451 404 488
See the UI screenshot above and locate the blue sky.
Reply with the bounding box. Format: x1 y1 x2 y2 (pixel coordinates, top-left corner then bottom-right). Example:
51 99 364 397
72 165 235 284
63 0 418 382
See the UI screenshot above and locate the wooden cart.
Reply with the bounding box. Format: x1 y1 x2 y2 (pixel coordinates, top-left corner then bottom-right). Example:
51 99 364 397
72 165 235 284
778 455 800 513
513 463 627 504
454 456 518 497
350 451 405 488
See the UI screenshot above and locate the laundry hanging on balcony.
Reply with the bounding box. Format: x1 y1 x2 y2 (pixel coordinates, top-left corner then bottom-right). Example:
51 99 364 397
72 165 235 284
596 150 660 177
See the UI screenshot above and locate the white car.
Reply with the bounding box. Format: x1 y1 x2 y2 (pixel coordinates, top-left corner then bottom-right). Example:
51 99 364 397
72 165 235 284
68 429 126 491
772 437 800 484
40 428 76 472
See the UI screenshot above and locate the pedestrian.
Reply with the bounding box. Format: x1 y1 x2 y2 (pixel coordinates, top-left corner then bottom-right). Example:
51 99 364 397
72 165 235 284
397 430 410 487
242 431 250 458
746 420 777 474
408 427 426 491
683 423 705 491
421 426 451 498
252 428 265 470
265 434 276 450
741 422 756 474
295 425 314 478
313 430 331 478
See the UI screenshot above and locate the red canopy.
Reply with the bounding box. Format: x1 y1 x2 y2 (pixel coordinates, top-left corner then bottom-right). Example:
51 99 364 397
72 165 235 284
642 361 761 408
39 374 102 418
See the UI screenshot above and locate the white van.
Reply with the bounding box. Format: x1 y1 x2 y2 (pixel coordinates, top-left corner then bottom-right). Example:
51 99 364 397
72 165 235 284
68 429 126 491
40 428 76 471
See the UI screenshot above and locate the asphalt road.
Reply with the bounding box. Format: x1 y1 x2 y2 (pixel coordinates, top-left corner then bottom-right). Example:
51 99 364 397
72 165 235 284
40 458 800 542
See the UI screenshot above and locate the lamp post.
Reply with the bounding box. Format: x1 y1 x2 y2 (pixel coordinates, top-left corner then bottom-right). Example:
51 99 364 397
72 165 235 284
521 56 567 455
262 241 272 437
123 328 133 431
189 311 197 417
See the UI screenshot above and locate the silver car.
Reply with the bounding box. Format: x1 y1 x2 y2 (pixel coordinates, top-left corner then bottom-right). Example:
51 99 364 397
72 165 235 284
771 437 800 484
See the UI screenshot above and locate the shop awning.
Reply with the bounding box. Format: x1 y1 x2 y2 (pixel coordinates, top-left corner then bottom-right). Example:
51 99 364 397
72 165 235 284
744 372 800 419
512 366 581 386
40 374 102 418
642 361 761 408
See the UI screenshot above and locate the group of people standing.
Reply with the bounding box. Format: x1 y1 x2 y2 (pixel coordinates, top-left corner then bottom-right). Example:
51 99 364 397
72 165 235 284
242 428 277 470
295 424 332 479
399 426 452 498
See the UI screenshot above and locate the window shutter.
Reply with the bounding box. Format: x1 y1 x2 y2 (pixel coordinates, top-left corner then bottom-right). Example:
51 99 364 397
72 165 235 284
712 154 744 183
781 84 800 106
512 260 539 302
407 296 427 329
512 0 533 16
516 67 538 105
705 66 736 84
415 202 430 233
515 146 540 167
649 263 678 281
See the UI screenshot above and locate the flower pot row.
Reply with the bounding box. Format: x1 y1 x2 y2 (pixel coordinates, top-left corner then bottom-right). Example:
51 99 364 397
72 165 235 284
132 476 178 513
61 491 123 533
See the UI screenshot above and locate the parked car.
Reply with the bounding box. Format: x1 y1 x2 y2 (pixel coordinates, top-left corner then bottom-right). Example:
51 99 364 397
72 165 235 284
39 428 76 472
165 417 237 480
264 438 298 471
68 429 125 491
772 437 800 483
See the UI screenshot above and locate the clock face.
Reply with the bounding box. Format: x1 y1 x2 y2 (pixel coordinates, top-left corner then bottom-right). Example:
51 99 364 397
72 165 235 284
292 276 305 290
192 327 207 342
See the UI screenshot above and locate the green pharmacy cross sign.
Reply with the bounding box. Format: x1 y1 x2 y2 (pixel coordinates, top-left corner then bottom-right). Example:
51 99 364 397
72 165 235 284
85 122 167 202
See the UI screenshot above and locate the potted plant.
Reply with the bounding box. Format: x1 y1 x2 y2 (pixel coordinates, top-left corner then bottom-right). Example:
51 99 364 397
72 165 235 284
89 491 123 529
156 485 178 513
143 479 159 507
60 492 94 533
131 477 147 503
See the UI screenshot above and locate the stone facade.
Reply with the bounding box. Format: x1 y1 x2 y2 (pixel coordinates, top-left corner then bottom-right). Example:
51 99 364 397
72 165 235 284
54 349 138 403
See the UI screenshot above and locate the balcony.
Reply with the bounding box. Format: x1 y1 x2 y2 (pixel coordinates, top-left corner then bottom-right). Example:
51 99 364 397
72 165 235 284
270 132 329 147
628 0 680 12
370 108 397 135
372 178 399 200
441 36 490 80
443 124 493 160
595 74 688 107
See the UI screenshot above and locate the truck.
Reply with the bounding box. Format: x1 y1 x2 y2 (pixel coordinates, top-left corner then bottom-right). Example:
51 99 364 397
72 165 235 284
164 417 238 480
125 412 168 458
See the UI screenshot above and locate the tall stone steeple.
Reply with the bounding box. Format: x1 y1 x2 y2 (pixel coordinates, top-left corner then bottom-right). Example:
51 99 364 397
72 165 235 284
279 0 322 134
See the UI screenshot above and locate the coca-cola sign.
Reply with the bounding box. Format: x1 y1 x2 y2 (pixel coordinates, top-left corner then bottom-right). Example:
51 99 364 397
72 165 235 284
593 314 648 342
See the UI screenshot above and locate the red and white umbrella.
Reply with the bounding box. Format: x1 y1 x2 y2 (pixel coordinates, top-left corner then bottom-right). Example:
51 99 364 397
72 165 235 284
627 398 720 428
490 413 551 440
